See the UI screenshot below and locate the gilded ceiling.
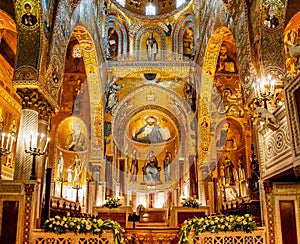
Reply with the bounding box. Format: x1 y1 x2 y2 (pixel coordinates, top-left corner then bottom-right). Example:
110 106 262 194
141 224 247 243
110 0 191 18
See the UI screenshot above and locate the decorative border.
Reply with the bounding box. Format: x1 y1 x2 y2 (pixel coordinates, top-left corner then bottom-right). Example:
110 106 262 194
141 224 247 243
284 75 300 161
273 183 300 244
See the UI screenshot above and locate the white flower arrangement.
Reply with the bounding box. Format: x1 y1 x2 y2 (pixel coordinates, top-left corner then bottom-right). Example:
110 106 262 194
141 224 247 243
178 214 257 244
136 204 145 216
182 197 199 208
43 216 125 244
103 197 122 209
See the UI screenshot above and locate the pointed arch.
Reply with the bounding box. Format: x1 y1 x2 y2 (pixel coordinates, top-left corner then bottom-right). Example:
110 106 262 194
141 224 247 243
72 26 104 160
172 13 196 60
198 26 236 164
135 25 166 61
105 14 129 59
284 11 300 73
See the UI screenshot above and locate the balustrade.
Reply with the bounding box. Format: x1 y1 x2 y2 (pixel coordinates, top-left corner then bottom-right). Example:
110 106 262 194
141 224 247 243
189 228 266 244
30 229 115 244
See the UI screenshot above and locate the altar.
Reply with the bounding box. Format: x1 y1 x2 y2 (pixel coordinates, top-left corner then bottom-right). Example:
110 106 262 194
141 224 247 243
169 206 210 227
93 206 211 228
136 208 169 227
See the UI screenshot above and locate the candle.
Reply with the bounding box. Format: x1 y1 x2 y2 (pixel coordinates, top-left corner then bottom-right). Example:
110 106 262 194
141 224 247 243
29 133 32 148
1 133 5 148
5 133 11 150
39 133 45 148
42 137 50 153
35 133 39 148
32 132 38 148
9 136 14 152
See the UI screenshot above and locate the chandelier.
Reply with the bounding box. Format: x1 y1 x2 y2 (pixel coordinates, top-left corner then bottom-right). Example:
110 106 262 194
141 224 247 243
251 73 283 130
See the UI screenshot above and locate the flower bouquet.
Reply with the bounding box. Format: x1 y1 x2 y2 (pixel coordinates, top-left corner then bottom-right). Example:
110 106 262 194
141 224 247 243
136 204 145 216
103 198 122 209
178 214 257 244
182 197 199 208
42 216 125 244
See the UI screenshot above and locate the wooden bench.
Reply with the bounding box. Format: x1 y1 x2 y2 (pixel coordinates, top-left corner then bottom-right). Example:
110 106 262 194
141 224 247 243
136 208 169 227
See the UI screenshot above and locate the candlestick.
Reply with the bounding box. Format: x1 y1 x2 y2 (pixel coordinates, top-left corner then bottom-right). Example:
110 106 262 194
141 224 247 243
39 133 45 148
32 132 38 148
43 137 50 153
9 136 14 152
29 133 32 148
5 134 11 150
25 134 50 180
0 132 15 180
1 133 5 148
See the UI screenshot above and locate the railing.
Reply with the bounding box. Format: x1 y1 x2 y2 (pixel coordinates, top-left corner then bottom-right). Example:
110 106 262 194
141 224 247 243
30 229 115 244
189 228 266 244
43 197 82 218
30 227 266 244
222 200 262 226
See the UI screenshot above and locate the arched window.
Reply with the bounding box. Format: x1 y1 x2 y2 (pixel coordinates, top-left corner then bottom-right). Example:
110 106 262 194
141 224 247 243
145 2 156 16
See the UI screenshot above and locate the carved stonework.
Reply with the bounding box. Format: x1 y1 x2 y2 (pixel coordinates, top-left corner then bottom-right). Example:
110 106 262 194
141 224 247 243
38 100 53 122
22 190 34 243
293 165 300 178
265 193 276 243
263 181 273 193
13 66 38 85
256 106 292 179
284 75 300 159
24 184 35 195
17 89 53 117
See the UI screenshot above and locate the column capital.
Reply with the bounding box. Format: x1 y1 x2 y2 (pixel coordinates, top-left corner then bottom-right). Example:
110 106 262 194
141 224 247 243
17 88 53 119
24 183 35 195
263 181 273 193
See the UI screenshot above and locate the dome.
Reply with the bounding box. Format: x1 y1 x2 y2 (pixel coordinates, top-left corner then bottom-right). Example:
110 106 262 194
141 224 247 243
111 0 191 19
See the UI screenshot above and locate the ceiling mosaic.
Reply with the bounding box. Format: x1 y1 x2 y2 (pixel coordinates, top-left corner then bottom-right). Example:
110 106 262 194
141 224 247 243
110 0 192 19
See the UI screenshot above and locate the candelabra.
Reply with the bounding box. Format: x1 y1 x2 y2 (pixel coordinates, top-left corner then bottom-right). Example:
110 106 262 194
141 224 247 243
73 185 82 203
57 177 67 198
24 132 50 180
0 132 15 179
253 74 276 109
251 73 281 130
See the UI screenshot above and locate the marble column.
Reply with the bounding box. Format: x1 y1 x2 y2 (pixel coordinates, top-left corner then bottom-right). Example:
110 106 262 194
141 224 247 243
14 108 38 180
14 89 53 181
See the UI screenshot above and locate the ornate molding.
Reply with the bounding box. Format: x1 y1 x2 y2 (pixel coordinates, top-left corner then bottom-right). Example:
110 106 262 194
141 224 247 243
16 88 54 118
38 100 53 122
284 75 300 158
13 66 38 85
24 184 35 195
0 86 22 113
263 181 273 193
106 62 192 78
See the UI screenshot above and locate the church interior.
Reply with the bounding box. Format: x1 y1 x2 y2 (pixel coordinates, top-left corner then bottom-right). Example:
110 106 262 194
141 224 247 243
0 0 300 243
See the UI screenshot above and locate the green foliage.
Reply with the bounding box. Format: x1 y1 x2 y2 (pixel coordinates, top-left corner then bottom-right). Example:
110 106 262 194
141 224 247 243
42 216 125 244
178 214 257 244
136 204 145 216
103 198 122 209
182 197 199 208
